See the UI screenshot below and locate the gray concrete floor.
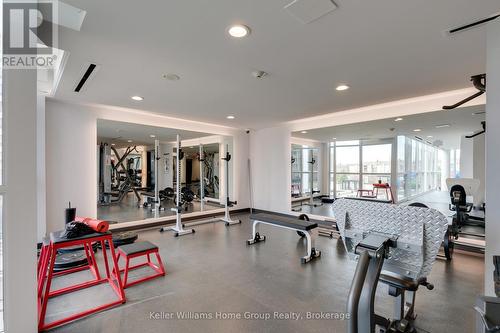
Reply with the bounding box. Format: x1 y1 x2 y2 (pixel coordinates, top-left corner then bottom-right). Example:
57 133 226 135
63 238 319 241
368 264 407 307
46 213 484 333
97 192 222 223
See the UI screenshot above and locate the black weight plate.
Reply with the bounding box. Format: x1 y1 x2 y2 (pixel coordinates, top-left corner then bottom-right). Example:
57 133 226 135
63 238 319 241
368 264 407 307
57 242 98 254
54 250 88 269
100 232 139 248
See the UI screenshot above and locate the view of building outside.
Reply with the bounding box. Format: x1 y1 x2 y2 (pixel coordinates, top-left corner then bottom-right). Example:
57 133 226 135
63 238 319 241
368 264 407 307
396 136 444 201
330 140 392 199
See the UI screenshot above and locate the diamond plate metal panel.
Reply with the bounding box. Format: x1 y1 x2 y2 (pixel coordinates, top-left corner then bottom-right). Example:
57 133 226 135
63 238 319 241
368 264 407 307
333 198 448 279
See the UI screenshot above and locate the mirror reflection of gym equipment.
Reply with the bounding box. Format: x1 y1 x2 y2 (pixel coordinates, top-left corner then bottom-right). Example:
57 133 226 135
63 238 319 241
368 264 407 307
96 120 228 223
291 105 486 260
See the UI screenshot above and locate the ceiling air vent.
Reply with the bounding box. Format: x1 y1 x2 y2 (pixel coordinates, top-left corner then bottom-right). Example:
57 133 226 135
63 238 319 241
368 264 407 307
74 62 100 92
285 0 338 24
447 13 499 35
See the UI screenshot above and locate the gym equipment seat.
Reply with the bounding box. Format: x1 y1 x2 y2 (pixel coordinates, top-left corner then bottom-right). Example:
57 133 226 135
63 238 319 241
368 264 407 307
113 241 166 288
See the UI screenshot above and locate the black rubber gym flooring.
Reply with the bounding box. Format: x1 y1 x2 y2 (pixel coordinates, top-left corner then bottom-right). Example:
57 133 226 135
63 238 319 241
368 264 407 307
47 213 483 333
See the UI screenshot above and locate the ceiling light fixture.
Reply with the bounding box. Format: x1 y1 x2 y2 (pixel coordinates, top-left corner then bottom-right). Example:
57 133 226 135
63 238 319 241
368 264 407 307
435 124 451 128
150 135 156 138
301 131 308 134
336 84 350 91
226 115 235 119
427 135 433 138
394 117 403 122
131 96 143 101
127 140 133 143
332 137 337 140
111 143 116 146
413 128 422 132
228 24 250 38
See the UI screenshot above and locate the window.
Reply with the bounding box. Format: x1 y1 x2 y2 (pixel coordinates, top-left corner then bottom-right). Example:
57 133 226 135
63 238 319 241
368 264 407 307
334 144 360 197
396 136 443 201
291 146 319 197
329 140 392 199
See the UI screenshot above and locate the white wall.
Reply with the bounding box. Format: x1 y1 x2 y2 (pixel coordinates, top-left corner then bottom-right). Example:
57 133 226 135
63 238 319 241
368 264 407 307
158 143 173 188
250 126 291 213
3 69 38 332
459 135 473 178
473 134 485 206
37 95 47 241
44 99 249 233
485 19 500 296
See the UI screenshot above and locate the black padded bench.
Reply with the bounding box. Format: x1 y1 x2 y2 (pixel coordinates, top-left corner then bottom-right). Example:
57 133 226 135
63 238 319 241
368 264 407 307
247 213 321 263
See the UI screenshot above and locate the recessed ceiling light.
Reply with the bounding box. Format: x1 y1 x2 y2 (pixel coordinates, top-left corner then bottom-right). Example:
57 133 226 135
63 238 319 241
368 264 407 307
413 128 422 132
163 73 180 81
332 137 337 140
435 124 451 128
189 146 194 149
301 131 308 134
394 117 403 122
228 25 250 38
427 135 433 138
131 96 143 101
111 143 116 146
226 115 235 119
336 84 350 91
150 134 156 138
127 140 133 143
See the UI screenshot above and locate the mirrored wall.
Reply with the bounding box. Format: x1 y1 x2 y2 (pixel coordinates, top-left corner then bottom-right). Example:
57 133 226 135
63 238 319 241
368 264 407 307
290 105 486 220
97 120 232 223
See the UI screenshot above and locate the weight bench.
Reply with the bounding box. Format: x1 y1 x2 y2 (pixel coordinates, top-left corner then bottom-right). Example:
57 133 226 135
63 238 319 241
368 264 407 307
247 213 321 264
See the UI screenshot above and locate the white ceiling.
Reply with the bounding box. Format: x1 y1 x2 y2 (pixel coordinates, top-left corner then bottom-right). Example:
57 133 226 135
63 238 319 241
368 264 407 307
292 104 485 149
55 0 499 128
97 119 213 146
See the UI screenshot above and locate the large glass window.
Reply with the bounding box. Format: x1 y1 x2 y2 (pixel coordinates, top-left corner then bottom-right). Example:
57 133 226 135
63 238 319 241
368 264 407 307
396 136 443 201
291 145 319 197
329 141 392 199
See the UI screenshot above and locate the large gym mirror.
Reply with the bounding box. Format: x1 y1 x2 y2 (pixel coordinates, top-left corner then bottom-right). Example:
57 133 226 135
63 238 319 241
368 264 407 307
97 120 229 223
290 105 486 248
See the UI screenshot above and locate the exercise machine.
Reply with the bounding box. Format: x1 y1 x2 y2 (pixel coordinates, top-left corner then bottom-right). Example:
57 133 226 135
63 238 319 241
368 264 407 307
159 135 195 237
305 156 323 208
219 145 241 225
98 144 142 206
333 198 448 333
443 74 485 110
199 144 206 211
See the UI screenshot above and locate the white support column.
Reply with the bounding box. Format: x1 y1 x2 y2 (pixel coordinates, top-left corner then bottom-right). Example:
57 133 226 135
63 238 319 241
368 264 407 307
3 69 38 331
485 18 500 296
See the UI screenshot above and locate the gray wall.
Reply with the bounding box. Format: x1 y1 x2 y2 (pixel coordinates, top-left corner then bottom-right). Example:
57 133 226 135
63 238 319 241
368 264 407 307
485 18 500 296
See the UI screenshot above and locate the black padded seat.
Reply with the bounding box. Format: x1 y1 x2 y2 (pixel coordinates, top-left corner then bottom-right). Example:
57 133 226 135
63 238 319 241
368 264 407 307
379 271 422 291
250 213 318 231
118 241 158 256
50 231 111 244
